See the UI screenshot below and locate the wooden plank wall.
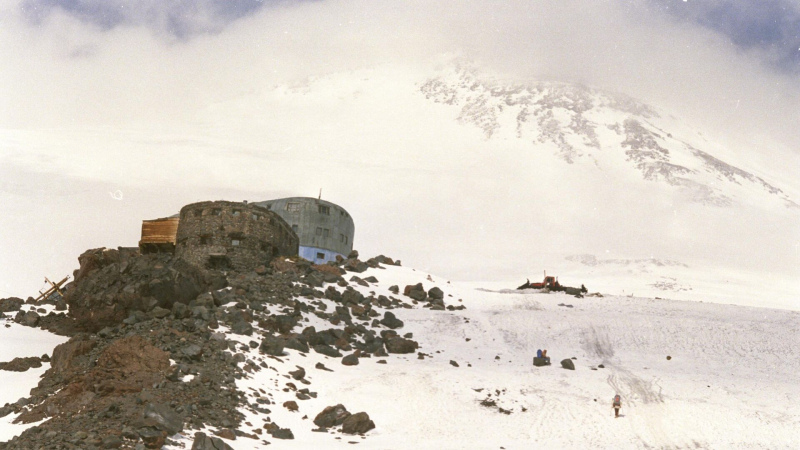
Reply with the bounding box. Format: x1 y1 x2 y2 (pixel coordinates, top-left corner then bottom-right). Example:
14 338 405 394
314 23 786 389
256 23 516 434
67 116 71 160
140 218 180 244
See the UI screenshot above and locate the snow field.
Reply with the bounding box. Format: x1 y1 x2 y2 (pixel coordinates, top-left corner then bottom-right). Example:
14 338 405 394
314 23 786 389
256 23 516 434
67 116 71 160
182 264 800 449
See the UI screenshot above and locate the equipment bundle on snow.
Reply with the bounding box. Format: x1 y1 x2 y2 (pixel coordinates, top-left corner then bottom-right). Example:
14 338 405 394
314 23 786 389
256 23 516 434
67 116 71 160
533 349 551 367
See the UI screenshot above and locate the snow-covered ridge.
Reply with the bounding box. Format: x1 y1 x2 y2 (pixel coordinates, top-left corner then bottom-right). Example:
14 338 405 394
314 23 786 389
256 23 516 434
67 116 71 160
420 65 795 208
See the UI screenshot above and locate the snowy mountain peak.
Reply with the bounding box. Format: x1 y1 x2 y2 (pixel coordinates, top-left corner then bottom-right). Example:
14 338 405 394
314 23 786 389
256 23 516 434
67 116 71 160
420 65 795 208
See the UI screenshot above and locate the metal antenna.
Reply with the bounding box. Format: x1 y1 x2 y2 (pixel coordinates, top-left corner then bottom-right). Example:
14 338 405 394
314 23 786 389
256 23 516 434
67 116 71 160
318 189 322 200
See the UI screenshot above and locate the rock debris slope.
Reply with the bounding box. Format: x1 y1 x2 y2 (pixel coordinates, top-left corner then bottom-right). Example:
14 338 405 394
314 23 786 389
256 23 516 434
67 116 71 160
2 246 799 449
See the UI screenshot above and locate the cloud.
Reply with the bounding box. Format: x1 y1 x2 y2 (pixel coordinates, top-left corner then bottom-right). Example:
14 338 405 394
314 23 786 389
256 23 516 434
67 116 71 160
19 0 275 38
654 0 800 73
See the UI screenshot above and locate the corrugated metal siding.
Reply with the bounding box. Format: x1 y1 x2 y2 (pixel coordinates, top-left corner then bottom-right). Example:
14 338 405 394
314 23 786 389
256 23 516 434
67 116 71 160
140 218 179 244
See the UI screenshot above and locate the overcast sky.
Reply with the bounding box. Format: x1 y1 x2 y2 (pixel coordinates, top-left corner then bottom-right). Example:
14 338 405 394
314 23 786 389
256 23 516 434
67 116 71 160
1 0 798 298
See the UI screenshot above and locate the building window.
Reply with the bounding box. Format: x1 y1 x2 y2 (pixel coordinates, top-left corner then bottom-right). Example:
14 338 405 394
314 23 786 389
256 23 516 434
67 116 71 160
318 205 330 215
252 213 260 220
231 239 240 246
200 235 210 245
292 224 298 233
317 252 325 260
212 208 222 216
316 227 323 236
194 209 203 217
286 203 301 212
232 209 241 216
323 228 329 238
345 236 348 244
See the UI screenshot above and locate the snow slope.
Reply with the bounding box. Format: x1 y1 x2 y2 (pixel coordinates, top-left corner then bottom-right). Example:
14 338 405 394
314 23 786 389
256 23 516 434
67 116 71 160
0 310 69 441
160 263 799 449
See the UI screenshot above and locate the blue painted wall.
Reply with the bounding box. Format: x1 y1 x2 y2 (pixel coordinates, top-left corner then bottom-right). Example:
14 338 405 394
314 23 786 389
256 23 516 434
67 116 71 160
299 245 344 264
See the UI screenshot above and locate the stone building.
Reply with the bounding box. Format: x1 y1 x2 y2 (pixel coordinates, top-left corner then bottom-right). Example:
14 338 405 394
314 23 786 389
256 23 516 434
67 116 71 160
174 200 298 271
254 197 354 264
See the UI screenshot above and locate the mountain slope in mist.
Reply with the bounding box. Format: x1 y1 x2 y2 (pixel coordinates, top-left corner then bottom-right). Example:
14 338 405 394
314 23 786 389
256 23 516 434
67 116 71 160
189 61 800 308
420 64 796 210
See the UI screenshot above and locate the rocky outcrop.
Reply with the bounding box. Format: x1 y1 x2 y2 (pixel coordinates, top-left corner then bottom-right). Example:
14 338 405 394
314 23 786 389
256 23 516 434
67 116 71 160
65 248 218 331
0 356 43 372
0 297 24 313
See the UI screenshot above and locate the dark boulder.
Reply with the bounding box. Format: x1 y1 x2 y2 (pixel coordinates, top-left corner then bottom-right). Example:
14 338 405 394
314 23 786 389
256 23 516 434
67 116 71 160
561 359 575 370
386 337 419 354
230 320 253 336
404 284 427 301
428 287 444 300
192 432 233 450
342 412 375 434
0 297 24 313
342 353 359 366
314 404 351 428
0 357 43 372
15 311 40 327
143 403 184 435
313 345 342 358
379 311 404 329
260 335 285 356
269 428 294 440
285 337 310 354
343 259 367 273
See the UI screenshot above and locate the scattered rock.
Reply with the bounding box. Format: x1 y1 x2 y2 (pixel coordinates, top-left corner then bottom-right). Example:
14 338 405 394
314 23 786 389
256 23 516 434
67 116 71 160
260 335 285 356
380 311 404 329
342 412 375 434
428 287 444 300
213 428 236 440
561 359 575 370
143 403 184 435
0 297 24 313
314 404 351 428
342 353 359 366
269 428 295 439
192 432 234 450
283 401 299 412
386 337 419 354
0 356 43 372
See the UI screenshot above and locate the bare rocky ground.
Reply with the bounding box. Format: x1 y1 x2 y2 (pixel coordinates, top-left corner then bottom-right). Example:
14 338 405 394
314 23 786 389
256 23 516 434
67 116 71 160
0 249 460 449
